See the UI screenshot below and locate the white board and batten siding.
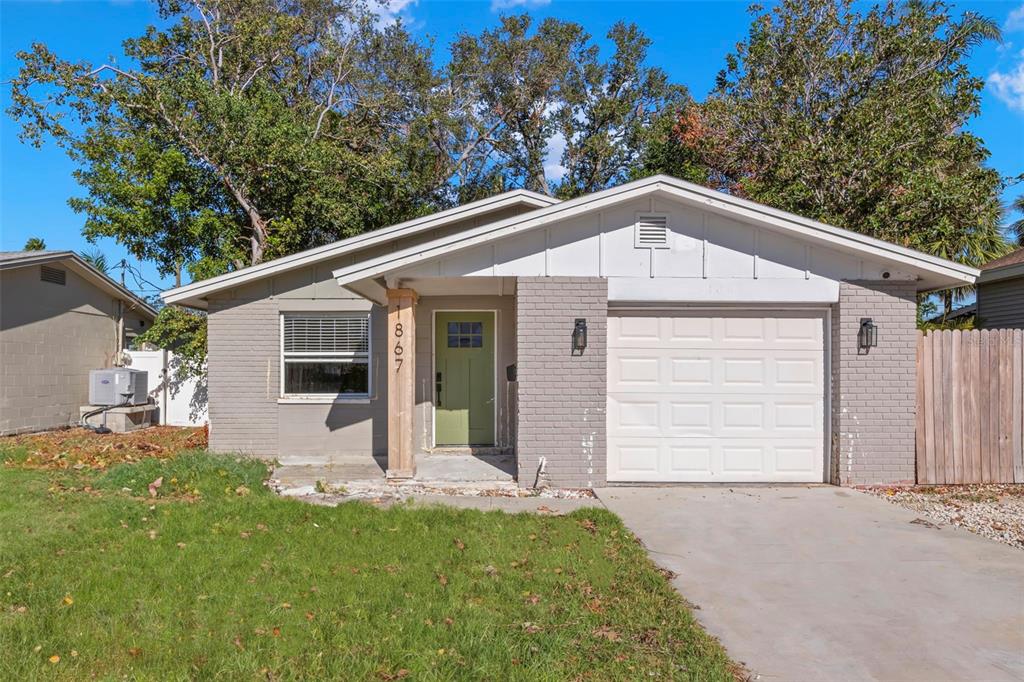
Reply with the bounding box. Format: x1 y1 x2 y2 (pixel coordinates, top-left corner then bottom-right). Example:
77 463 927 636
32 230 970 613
606 310 827 483
393 195 918 301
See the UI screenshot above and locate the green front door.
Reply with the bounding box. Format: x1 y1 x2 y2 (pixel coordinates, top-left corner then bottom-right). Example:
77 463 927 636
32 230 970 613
434 311 495 446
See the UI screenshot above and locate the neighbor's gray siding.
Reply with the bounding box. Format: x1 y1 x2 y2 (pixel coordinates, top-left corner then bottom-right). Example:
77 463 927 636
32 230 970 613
516 277 607 488
831 280 918 485
977 277 1024 329
0 265 125 435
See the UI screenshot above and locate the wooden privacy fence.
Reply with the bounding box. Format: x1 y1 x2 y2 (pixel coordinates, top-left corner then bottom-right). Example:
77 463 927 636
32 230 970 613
916 329 1023 484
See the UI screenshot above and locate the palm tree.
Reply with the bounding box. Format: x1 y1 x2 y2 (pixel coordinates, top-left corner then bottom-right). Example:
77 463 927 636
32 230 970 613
79 248 109 274
23 237 46 250
1011 195 1024 247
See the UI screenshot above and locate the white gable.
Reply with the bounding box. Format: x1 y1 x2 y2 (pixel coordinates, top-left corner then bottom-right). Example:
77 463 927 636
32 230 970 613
390 194 920 303
337 176 976 298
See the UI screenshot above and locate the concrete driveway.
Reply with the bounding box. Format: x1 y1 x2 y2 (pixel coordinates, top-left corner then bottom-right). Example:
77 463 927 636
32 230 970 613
596 486 1024 682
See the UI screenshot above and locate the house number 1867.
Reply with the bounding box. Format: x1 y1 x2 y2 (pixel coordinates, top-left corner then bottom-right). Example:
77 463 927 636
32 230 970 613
393 322 404 370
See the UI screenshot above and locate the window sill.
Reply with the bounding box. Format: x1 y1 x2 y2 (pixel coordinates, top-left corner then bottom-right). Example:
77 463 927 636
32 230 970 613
277 396 371 405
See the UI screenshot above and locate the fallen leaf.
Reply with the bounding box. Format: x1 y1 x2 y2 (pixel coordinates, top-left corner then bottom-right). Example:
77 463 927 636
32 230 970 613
272 627 281 637
484 565 498 577
234 485 250 496
437 574 448 587
127 647 142 657
592 626 621 641
70 650 78 658
148 477 163 498
454 538 466 551
522 622 541 634
148 530 158 540
62 595 74 606
232 636 244 651
177 542 186 549
48 655 60 664
305 611 315 622
240 531 251 539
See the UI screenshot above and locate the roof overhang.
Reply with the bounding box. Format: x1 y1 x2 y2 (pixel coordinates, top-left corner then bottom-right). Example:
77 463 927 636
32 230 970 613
978 261 1024 285
333 175 979 292
161 189 558 309
0 251 158 319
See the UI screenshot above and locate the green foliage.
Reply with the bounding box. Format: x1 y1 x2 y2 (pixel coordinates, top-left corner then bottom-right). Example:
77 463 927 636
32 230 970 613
135 306 207 380
916 297 975 330
22 237 45 251
97 450 268 498
78 247 108 274
8 2 683 282
1010 194 1024 247
650 0 1009 268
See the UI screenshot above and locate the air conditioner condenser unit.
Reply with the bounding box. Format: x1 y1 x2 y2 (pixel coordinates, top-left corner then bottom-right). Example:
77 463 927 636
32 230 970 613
88 368 148 406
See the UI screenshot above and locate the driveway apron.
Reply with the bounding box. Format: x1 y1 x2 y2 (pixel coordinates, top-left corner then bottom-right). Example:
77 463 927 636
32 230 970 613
595 486 1024 682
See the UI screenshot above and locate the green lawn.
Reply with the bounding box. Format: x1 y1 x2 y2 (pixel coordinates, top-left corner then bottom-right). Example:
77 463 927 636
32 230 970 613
0 433 735 680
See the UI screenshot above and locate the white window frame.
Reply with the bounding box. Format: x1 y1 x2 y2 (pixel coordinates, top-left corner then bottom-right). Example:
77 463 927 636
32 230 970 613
279 312 372 403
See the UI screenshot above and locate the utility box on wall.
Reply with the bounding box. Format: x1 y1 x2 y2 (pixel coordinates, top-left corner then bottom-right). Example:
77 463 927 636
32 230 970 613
88 368 148 406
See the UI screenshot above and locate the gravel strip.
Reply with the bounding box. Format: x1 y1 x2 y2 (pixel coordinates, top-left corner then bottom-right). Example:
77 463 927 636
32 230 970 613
864 484 1024 550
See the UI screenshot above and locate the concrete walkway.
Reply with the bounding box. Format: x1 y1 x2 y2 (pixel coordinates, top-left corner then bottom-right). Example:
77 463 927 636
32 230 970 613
595 486 1024 682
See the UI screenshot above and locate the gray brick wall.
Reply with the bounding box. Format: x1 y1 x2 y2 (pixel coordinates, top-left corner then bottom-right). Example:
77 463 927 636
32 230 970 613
207 295 280 456
832 280 918 485
515 277 607 488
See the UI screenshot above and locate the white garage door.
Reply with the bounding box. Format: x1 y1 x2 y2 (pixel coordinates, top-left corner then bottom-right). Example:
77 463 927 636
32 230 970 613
607 309 827 482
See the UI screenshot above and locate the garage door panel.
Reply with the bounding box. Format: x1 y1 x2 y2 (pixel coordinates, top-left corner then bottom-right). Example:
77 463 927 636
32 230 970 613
610 311 823 350
607 437 823 482
609 349 822 395
608 309 826 483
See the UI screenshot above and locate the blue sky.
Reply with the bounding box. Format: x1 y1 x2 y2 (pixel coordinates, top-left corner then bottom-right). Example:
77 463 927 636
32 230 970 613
2 0 1022 296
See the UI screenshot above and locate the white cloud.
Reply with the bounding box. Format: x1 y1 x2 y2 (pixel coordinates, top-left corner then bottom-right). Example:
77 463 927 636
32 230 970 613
544 131 567 182
491 0 551 12
1005 4 1024 33
989 50 1024 113
370 0 417 27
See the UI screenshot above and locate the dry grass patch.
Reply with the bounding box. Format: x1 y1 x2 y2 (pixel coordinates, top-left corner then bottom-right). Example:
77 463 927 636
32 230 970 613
1 426 206 471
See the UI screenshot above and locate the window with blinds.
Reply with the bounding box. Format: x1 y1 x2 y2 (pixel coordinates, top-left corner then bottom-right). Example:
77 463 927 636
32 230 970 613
282 313 371 396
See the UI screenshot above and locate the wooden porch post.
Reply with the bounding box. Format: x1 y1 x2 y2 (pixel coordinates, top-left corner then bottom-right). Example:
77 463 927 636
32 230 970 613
386 288 418 479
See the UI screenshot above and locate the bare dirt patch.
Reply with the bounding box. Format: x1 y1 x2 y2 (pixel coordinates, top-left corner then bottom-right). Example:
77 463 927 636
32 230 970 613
1 426 207 471
865 484 1024 550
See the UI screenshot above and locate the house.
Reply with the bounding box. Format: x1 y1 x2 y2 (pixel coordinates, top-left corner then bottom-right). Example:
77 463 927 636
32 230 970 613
0 250 157 435
163 175 978 487
976 248 1024 329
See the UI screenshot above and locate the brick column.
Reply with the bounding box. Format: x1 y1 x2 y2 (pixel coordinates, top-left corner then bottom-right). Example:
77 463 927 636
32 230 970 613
832 280 918 485
515 277 607 488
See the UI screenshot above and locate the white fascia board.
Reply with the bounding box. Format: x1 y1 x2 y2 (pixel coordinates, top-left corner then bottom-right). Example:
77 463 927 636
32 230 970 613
333 175 978 288
978 261 1024 284
162 190 558 307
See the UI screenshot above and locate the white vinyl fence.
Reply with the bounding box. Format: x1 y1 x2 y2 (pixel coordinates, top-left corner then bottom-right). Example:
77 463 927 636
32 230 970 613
126 350 208 426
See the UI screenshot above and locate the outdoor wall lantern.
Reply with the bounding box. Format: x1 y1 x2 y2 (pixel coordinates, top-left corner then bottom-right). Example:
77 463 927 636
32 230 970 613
858 318 878 351
572 318 588 355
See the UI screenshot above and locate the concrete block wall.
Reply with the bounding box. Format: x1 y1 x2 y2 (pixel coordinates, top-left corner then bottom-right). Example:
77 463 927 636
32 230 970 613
515 277 607 488
207 295 281 457
831 280 918 485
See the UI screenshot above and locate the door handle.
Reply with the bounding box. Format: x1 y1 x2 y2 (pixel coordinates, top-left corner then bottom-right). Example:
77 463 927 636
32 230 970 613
435 372 443 407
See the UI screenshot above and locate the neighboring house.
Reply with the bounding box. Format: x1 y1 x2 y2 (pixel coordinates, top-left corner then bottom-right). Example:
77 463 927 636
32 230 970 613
0 251 157 435
924 302 976 326
163 175 977 487
976 248 1024 329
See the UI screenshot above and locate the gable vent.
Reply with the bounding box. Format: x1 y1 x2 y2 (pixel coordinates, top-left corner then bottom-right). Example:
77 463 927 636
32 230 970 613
634 214 669 249
40 265 66 286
